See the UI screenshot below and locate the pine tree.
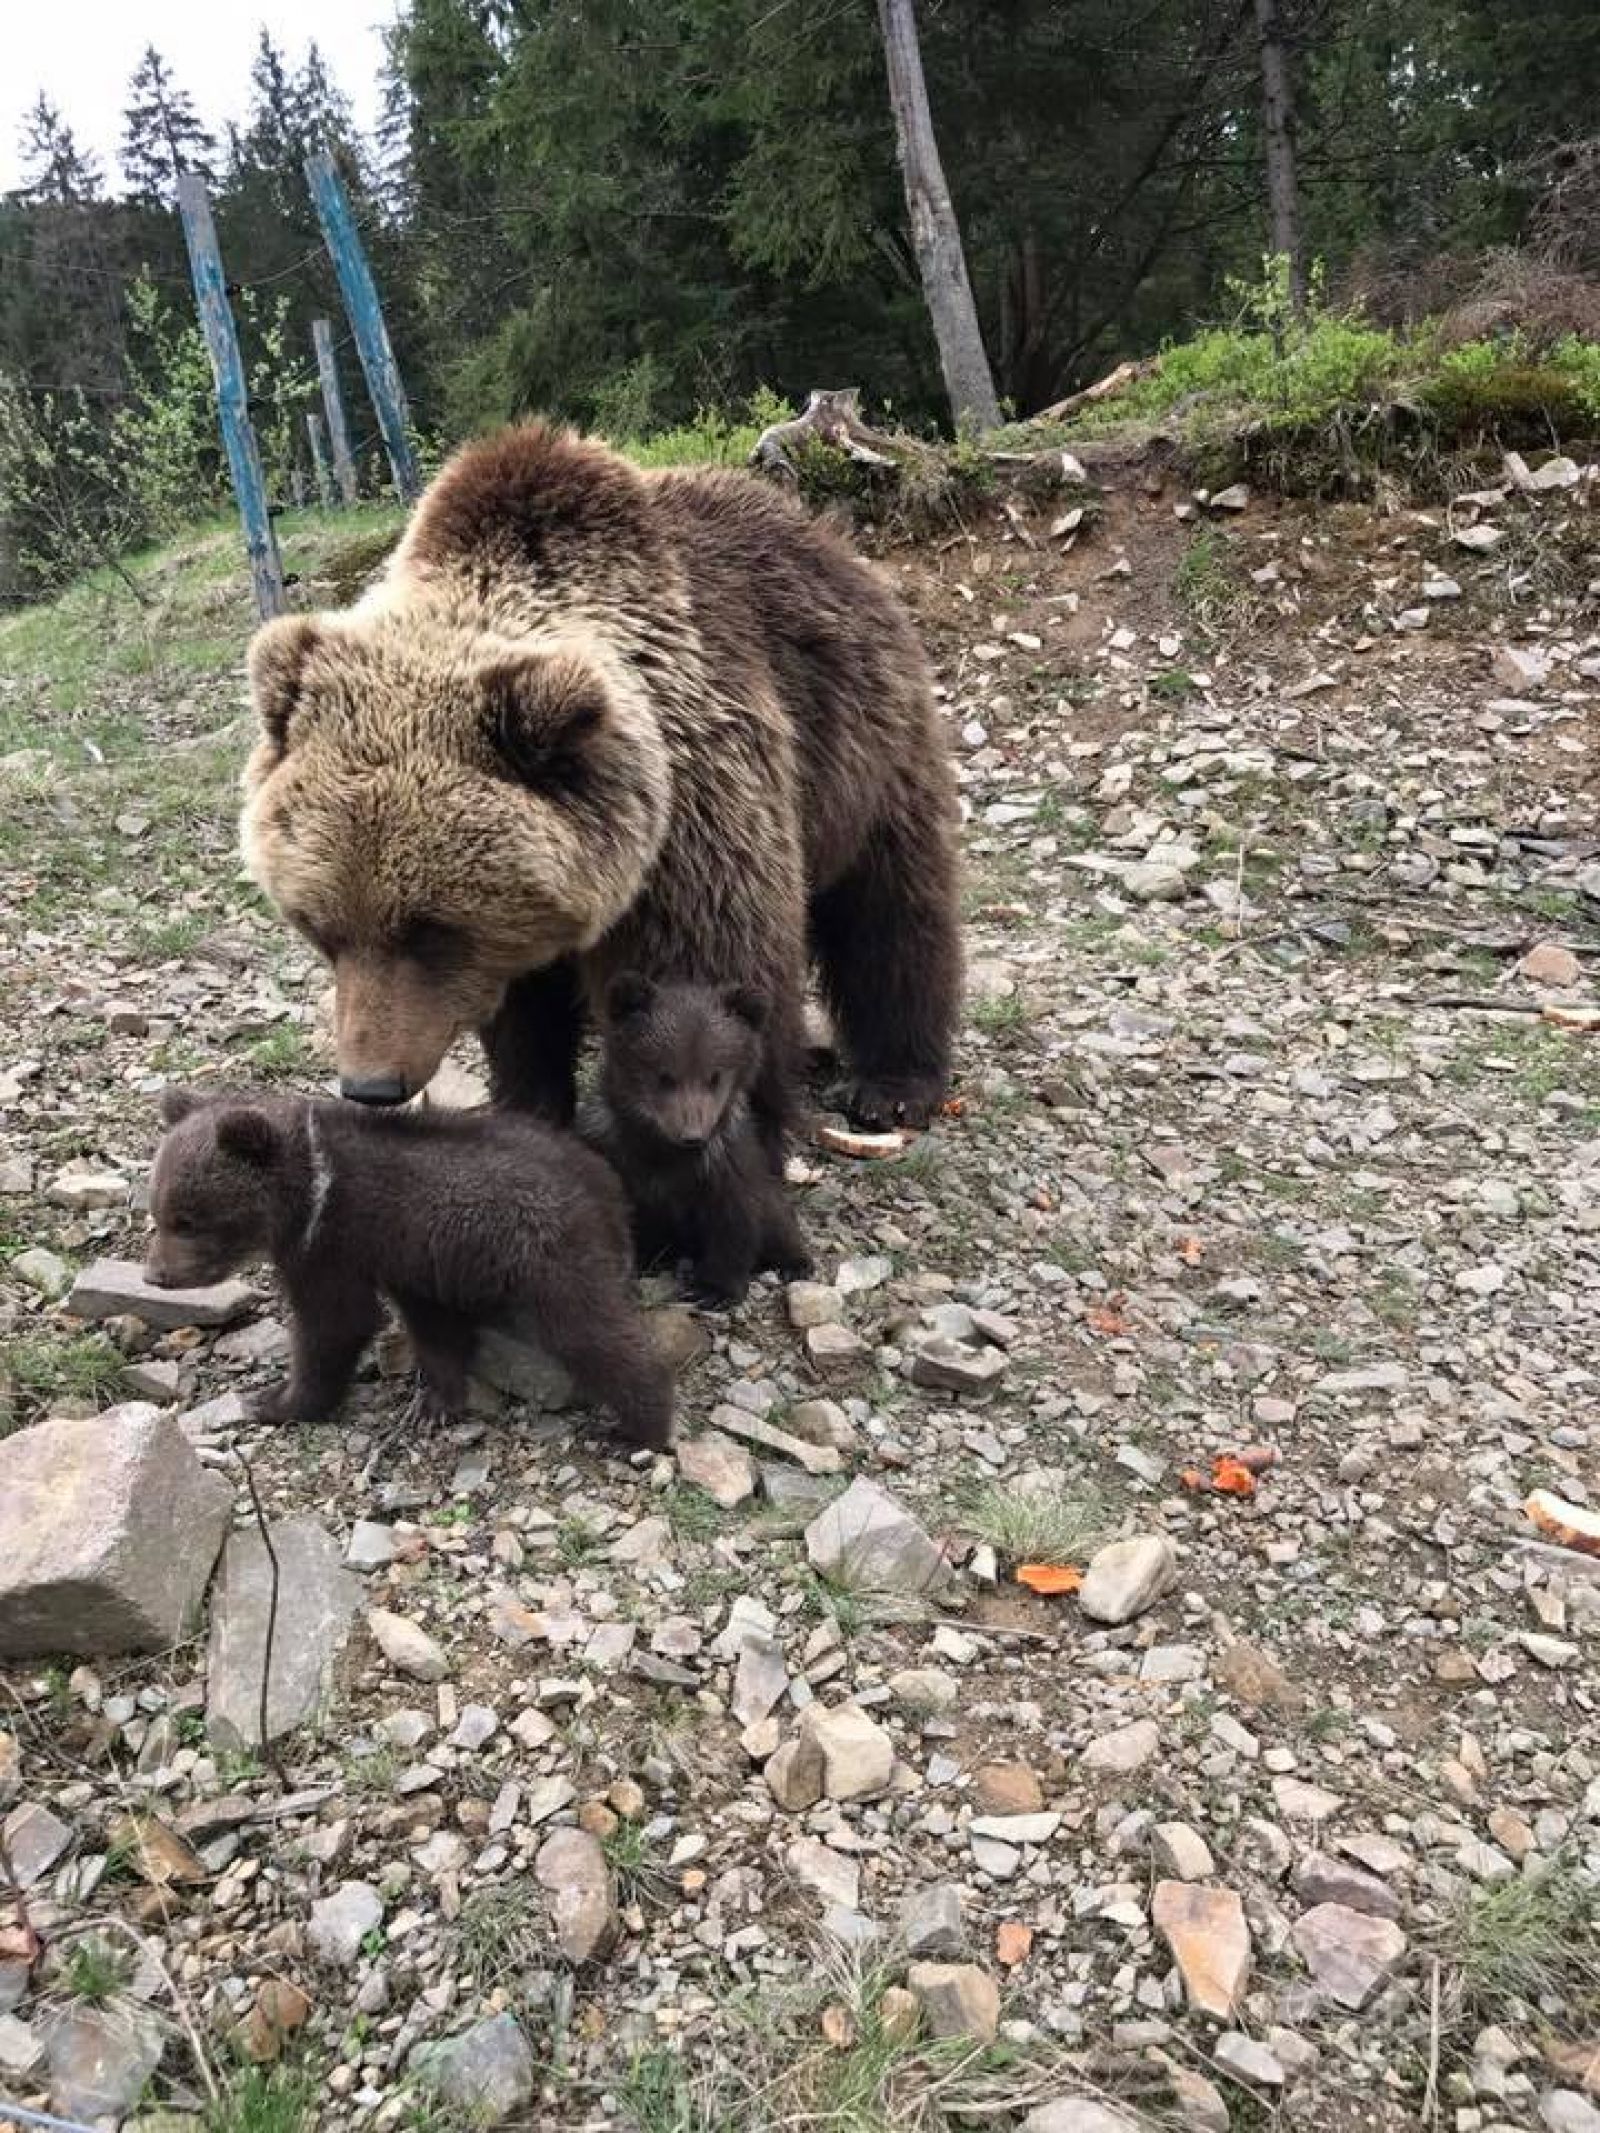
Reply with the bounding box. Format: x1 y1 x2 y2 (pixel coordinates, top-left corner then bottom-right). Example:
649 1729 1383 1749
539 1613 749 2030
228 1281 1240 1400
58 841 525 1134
120 47 215 206
15 93 103 205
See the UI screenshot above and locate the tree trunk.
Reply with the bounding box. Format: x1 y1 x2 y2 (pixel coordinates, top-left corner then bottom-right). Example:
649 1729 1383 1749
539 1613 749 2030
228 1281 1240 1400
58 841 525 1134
875 0 1000 431
1253 0 1306 313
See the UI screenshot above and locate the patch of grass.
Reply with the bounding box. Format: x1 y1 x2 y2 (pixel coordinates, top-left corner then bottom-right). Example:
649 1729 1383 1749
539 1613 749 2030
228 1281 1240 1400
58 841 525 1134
1148 667 1197 699
962 1477 1112 1566
239 1024 315 1080
555 1514 604 1567
454 1882 547 1994
340 1742 398 1796
1446 1857 1600 2025
970 991 1028 1035
5 1334 124 1424
1175 524 1245 620
664 1486 727 1544
619 2046 722 2133
603 1820 674 1912
59 1937 131 2006
206 2064 319 2133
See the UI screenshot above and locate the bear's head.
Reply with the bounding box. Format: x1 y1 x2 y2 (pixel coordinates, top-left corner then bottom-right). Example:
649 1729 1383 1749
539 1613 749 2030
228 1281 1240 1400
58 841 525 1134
241 612 671 1104
601 972 766 1152
144 1087 285 1288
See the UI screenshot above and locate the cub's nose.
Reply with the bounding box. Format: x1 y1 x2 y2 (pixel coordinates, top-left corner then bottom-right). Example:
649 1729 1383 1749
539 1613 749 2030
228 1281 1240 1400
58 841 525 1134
339 1074 409 1107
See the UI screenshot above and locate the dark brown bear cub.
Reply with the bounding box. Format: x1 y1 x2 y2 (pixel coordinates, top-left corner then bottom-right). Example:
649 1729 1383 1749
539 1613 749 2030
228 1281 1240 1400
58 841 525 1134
589 974 812 1305
144 1088 673 1448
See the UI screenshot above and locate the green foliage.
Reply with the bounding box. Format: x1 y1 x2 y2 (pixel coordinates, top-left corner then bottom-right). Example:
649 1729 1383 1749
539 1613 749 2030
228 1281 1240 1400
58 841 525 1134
205 2064 318 2133
5 1334 124 1426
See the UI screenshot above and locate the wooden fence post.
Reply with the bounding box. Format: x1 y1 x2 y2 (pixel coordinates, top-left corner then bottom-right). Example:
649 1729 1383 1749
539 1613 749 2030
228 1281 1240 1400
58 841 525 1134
306 412 335 509
311 317 359 507
175 175 286 620
305 154 420 503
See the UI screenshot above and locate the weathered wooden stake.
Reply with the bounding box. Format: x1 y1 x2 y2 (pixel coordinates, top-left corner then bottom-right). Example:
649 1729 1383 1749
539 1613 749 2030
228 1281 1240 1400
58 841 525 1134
311 317 359 507
175 174 286 619
306 411 335 509
305 154 420 502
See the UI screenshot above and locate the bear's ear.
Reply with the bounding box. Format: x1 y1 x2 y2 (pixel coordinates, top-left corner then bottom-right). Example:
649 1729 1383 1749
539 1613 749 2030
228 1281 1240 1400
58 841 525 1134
480 652 608 792
214 1107 277 1167
606 971 656 1023
248 614 323 751
722 985 768 1033
159 1086 207 1126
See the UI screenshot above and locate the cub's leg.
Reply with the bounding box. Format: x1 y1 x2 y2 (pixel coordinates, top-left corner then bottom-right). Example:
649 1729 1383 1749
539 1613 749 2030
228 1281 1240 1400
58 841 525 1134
480 958 586 1123
252 1272 383 1423
391 1291 478 1428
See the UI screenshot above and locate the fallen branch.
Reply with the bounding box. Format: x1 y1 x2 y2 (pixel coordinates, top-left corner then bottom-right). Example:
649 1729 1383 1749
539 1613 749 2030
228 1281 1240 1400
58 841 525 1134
1033 356 1160 424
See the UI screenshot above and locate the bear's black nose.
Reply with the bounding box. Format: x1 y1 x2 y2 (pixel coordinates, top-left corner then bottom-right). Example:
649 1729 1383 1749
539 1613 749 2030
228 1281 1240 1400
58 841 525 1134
340 1074 409 1107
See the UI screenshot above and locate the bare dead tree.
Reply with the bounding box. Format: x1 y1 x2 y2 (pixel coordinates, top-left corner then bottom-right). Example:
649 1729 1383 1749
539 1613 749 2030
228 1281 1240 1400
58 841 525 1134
1253 0 1306 312
875 0 1000 431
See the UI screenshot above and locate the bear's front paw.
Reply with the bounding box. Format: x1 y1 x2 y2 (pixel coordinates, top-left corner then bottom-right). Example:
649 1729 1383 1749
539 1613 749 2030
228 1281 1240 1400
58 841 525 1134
246 1382 298 1425
845 1074 946 1133
684 1270 751 1310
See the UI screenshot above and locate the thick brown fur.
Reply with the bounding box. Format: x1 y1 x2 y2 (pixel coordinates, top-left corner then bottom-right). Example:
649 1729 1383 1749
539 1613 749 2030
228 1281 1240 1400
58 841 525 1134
144 1087 673 1449
240 422 962 1137
586 973 813 1305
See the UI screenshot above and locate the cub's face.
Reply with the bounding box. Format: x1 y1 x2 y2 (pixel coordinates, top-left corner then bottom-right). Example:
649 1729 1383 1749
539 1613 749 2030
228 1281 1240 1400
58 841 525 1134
603 974 766 1151
144 1091 278 1288
241 614 669 1105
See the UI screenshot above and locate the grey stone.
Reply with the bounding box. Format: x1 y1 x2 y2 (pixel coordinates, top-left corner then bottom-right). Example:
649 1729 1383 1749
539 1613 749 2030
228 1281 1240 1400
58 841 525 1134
1291 1903 1407 2010
907 1336 1008 1395
765 1731 826 1812
901 1882 965 1957
804 1321 870 1378
413 2013 536 2126
1021 2107 1141 2133
67 1256 256 1329
1542 2092 1600 2133
535 1827 618 1963
804 1477 949 1595
11 1246 70 1299
0 2010 42 2078
732 1635 789 1729
207 1517 361 1748
367 1607 451 1682
1150 1822 1215 1881
1081 1719 1160 1774
0 1406 231 1658
1078 1535 1178 1625
786 1836 859 1909
1214 2032 1284 2087
785 1399 859 1452
707 1402 843 1475
44 2001 164 2123
3 1801 72 1887
787 1280 843 1328
308 1880 383 1966
46 1164 127 1210
1293 1849 1401 1920
472 1327 573 1409
346 1519 397 1570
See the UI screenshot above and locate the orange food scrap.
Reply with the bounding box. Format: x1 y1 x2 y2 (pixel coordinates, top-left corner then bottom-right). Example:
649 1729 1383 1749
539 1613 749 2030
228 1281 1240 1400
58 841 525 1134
1087 1300 1129 1337
940 1095 969 1118
1210 1457 1258 1497
996 1921 1034 1967
1177 1235 1205 1266
1015 1562 1084 1595
1179 1467 1206 1492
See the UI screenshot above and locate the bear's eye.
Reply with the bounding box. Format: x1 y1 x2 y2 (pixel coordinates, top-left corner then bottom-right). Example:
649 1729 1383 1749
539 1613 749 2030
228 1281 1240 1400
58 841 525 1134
168 1215 194 1237
709 1072 724 1094
657 1073 676 1094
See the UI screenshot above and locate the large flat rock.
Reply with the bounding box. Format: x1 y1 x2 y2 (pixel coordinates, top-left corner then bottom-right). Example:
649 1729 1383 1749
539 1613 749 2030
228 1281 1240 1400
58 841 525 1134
206 1516 362 1748
67 1256 258 1330
0 1405 232 1658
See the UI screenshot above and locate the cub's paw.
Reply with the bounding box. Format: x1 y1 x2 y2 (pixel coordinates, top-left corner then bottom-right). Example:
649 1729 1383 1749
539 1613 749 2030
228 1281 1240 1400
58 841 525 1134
245 1382 297 1425
845 1074 946 1133
403 1378 460 1434
684 1272 751 1310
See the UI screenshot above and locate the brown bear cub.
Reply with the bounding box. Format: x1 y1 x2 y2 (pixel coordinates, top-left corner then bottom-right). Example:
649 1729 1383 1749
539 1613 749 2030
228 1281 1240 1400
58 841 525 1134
144 1088 673 1449
587 974 813 1306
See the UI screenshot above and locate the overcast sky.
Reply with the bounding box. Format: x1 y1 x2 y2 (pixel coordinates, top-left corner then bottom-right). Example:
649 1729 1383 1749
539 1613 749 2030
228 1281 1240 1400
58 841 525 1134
1 0 398 194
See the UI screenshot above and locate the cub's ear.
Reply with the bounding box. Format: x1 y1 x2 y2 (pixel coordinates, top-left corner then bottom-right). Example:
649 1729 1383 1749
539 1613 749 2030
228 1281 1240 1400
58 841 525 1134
723 985 768 1033
214 1107 277 1166
606 971 656 1023
247 614 324 751
481 651 608 791
159 1086 207 1125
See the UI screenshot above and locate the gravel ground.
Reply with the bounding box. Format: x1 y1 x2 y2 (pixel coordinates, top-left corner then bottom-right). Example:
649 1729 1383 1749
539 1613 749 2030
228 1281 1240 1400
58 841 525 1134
0 465 1598 2133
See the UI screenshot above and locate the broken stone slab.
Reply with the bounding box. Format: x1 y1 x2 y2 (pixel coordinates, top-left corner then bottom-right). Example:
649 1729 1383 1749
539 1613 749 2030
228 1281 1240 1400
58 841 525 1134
4 1802 72 1887
786 1836 860 1910
905 1336 1009 1396
902 1882 965 1957
1077 1534 1177 1625
368 1607 451 1683
535 1827 618 1964
0 1406 231 1659
411 2013 536 2126
1081 1718 1160 1775
11 1246 70 1299
676 1430 757 1506
1022 2107 1142 2133
46 1164 128 1210
765 1729 826 1812
308 1879 383 1966
706 1402 842 1475
804 1477 950 1595
43 2000 164 2124
206 1516 362 1749
1151 1880 1251 2018
804 1321 870 1378
1292 1849 1401 1920
66 1257 257 1330
1291 1902 1407 2009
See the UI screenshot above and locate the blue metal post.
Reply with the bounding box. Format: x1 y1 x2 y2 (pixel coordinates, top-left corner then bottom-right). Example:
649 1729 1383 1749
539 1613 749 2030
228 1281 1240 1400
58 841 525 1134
305 153 420 502
311 316 359 506
175 175 286 620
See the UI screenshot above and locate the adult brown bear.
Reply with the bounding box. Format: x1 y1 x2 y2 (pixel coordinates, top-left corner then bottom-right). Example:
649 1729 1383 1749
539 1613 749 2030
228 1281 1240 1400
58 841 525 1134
240 421 961 1146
